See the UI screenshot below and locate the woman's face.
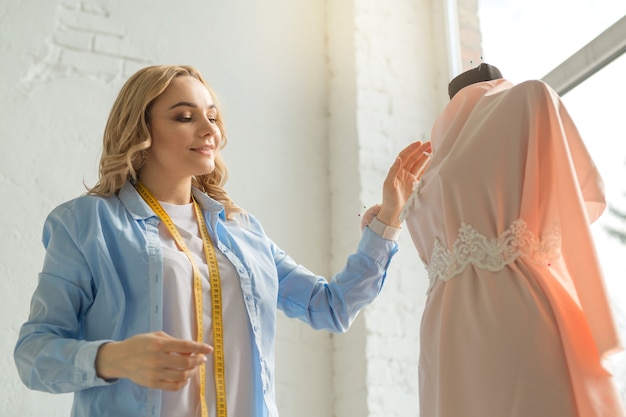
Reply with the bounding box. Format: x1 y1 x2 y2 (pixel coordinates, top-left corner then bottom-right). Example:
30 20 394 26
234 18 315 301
143 75 222 182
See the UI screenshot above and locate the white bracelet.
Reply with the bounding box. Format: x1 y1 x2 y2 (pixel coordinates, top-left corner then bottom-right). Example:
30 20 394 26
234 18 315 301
368 216 402 241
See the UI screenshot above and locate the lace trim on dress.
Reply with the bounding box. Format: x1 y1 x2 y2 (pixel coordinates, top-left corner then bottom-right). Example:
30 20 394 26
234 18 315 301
425 219 561 293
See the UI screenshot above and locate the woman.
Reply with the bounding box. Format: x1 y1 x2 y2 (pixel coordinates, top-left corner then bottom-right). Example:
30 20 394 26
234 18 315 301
14 65 432 417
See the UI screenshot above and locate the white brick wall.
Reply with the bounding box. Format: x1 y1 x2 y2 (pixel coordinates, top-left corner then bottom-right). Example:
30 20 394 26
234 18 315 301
0 0 451 416
326 0 451 416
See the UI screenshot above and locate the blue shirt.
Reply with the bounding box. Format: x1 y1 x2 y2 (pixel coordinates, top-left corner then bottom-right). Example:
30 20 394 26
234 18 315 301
14 181 398 417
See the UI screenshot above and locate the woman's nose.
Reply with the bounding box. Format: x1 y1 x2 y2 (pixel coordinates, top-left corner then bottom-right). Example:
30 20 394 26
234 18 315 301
201 118 218 136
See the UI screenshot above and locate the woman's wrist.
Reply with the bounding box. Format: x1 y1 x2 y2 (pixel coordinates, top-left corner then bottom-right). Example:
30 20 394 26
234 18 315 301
374 207 402 229
369 216 402 241
95 341 121 381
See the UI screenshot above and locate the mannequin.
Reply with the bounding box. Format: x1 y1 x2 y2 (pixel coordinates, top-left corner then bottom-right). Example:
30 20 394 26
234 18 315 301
448 62 503 99
402 64 626 417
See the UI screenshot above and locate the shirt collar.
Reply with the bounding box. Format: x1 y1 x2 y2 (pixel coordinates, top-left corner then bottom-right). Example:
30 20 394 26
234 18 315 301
118 181 226 221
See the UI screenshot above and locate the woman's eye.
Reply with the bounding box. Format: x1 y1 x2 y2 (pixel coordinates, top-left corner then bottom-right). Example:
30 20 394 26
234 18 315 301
208 117 217 123
177 116 192 122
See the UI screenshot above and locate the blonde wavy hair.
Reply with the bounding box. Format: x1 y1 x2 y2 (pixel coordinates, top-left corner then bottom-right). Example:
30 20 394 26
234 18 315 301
87 65 244 219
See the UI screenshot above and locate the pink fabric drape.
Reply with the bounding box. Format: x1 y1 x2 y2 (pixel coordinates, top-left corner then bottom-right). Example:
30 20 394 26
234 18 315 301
404 79 624 417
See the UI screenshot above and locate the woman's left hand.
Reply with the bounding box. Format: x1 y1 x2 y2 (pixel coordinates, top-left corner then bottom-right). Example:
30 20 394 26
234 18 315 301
362 141 432 230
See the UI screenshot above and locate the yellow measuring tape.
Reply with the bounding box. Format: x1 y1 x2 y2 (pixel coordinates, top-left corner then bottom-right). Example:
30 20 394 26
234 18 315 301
135 182 227 417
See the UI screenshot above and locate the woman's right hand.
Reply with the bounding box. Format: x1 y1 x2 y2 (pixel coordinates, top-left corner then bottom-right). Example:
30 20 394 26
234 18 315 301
95 331 213 391
365 141 432 229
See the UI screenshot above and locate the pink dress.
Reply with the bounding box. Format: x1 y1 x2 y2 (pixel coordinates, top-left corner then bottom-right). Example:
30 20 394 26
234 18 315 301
403 79 625 417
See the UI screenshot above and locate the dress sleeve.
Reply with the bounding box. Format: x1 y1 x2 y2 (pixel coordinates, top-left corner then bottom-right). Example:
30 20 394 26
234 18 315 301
520 80 619 358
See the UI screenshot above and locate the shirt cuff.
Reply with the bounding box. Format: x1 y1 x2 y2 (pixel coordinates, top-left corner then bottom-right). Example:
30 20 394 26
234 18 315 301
368 216 402 241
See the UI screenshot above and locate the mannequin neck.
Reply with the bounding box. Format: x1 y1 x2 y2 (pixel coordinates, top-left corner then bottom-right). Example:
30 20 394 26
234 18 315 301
448 63 503 99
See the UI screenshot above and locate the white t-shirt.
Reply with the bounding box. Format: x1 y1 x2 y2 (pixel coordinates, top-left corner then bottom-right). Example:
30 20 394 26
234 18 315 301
158 201 254 417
